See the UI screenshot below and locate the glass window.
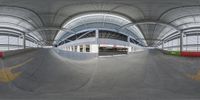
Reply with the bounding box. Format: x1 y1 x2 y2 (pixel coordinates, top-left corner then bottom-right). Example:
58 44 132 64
86 45 90 52
80 45 83 52
75 46 77 52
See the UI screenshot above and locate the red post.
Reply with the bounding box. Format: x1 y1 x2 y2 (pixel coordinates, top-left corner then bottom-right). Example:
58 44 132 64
0 51 4 58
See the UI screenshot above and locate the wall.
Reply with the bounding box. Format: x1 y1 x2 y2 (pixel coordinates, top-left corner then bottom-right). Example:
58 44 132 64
58 38 144 55
53 48 98 60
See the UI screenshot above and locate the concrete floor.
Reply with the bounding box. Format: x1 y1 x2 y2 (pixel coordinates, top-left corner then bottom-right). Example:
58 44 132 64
0 49 200 100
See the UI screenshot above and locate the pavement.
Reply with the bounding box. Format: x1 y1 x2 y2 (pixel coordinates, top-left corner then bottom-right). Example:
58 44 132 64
0 48 200 100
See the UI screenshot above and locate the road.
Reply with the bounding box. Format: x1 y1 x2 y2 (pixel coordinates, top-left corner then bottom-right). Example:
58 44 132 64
0 48 200 100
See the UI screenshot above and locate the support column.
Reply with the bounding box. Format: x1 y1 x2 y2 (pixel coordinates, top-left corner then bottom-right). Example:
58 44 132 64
127 36 131 53
8 36 9 50
95 29 99 54
37 42 39 48
180 31 183 52
18 36 20 49
77 45 80 52
198 33 199 52
162 40 164 50
23 33 26 49
95 29 99 43
83 45 86 52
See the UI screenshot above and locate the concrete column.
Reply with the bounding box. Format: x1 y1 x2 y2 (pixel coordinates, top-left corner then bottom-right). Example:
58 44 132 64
83 45 86 52
90 44 98 53
127 36 131 53
180 31 183 52
95 29 99 53
95 29 99 43
18 36 20 49
198 34 199 52
37 42 39 48
77 45 80 52
162 41 164 50
69 46 72 51
8 36 9 50
23 33 26 49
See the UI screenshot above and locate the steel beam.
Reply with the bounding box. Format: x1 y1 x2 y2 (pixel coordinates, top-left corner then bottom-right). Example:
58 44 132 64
76 30 94 40
26 27 75 34
23 33 26 49
162 41 164 50
180 31 184 52
118 21 180 32
26 27 75 44
95 29 99 44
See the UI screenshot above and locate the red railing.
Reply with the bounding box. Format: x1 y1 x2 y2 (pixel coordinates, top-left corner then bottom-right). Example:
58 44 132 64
0 52 3 58
181 52 200 57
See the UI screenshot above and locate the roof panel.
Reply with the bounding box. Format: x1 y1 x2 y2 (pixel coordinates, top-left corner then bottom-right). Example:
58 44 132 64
55 13 140 42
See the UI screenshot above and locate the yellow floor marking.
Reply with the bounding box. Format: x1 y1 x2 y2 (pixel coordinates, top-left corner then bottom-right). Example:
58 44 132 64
7 58 34 70
0 58 33 83
187 70 200 80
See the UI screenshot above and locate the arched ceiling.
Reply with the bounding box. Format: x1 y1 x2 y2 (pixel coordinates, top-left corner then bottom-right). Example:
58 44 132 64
0 0 200 46
54 13 146 45
0 6 44 44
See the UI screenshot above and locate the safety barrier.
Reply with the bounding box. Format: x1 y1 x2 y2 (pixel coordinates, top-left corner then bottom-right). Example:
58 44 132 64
161 50 181 56
181 52 200 57
0 48 38 58
0 52 3 58
161 49 200 57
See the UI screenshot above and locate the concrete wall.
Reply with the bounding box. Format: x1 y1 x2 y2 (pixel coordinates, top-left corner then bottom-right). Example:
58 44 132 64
58 38 145 55
129 43 145 53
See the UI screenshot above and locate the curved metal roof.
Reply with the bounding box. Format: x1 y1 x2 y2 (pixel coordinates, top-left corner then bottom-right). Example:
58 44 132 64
55 13 146 45
0 1 200 46
0 6 44 44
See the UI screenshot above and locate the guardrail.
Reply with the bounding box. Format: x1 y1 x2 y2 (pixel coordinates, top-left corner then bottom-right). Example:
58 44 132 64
161 50 200 57
181 52 200 57
0 48 39 58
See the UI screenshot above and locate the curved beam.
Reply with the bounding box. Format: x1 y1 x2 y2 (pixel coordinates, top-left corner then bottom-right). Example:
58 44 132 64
176 22 200 28
0 27 25 34
0 22 43 40
0 5 44 25
68 22 140 38
118 21 181 32
0 31 21 36
0 22 31 32
70 22 145 44
26 27 75 35
0 14 40 28
52 3 145 25
182 27 200 32
26 27 76 44
168 14 200 23
158 5 200 20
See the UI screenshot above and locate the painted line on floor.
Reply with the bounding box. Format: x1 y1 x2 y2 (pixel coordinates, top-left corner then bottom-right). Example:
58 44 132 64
99 54 127 58
99 55 113 58
0 58 34 83
8 58 34 70
113 54 126 57
186 70 200 80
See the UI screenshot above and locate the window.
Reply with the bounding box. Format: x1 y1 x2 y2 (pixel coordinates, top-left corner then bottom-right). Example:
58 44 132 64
80 45 83 52
86 45 90 52
75 46 77 52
